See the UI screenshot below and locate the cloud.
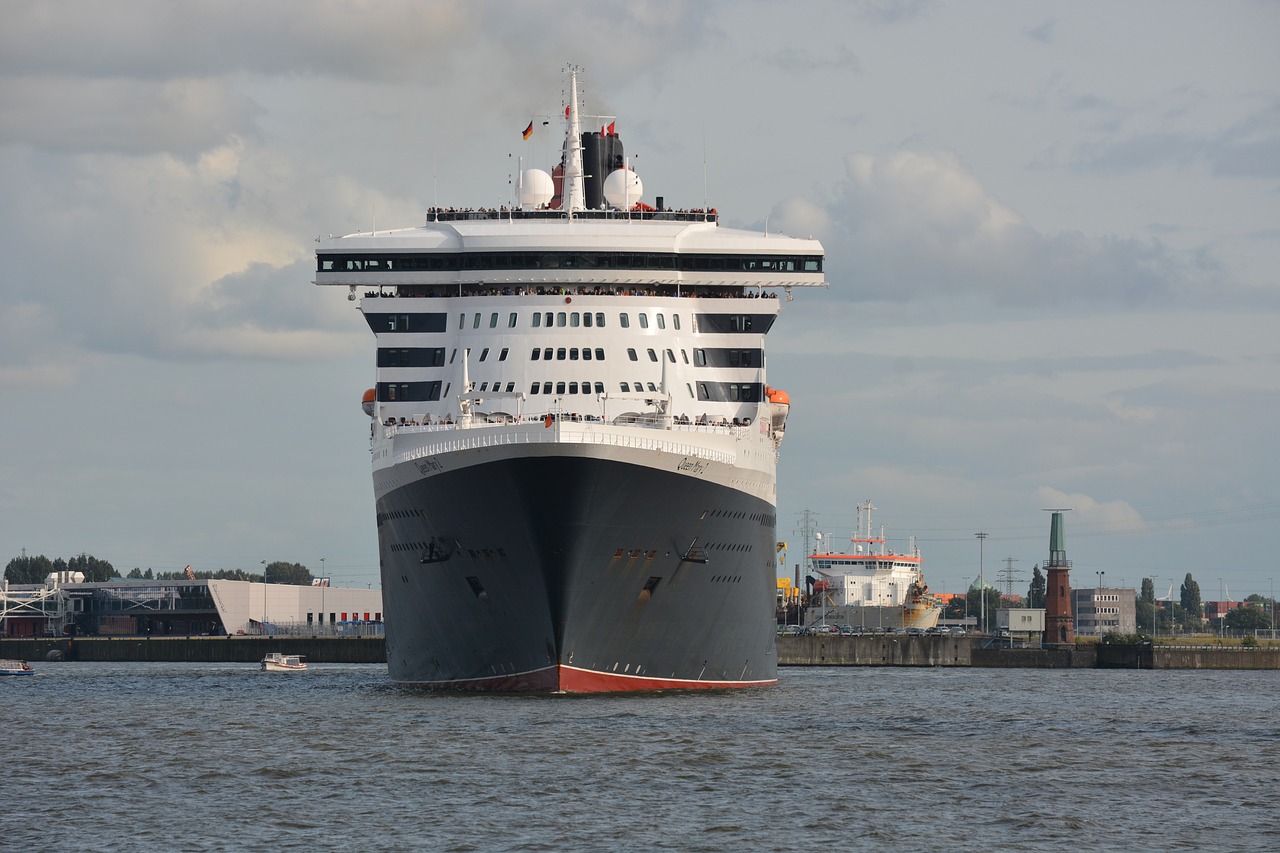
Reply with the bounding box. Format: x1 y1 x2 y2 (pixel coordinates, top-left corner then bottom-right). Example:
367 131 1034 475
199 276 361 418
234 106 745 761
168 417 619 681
0 77 261 156
1026 18 1056 44
771 149 1214 310
763 45 861 74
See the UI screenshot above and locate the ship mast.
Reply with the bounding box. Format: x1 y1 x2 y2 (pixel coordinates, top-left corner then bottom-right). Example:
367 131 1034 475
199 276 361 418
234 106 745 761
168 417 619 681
562 68 586 215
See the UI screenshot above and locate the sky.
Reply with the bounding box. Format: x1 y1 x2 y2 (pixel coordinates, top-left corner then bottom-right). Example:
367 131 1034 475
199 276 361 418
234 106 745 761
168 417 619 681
2 1 1278 603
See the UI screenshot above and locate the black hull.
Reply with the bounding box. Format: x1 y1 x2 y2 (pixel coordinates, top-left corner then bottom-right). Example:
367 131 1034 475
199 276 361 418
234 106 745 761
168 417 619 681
376 454 778 692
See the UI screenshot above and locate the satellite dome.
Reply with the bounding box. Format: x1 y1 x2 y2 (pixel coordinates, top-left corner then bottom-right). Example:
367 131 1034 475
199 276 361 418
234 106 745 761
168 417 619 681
603 168 644 210
520 169 554 208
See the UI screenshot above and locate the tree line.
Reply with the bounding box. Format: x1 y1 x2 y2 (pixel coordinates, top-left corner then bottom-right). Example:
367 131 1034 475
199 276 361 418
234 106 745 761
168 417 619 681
940 566 1274 633
4 554 316 586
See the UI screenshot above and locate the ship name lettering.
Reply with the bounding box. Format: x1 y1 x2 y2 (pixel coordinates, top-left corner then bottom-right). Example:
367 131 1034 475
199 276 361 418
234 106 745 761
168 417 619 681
677 457 708 475
415 456 444 474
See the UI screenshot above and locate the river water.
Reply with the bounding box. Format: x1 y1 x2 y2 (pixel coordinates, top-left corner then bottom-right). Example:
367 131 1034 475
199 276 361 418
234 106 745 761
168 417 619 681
3 662 1276 851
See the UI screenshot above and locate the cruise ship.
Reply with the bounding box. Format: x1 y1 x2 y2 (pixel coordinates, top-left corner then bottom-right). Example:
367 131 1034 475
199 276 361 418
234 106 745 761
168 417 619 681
314 70 826 692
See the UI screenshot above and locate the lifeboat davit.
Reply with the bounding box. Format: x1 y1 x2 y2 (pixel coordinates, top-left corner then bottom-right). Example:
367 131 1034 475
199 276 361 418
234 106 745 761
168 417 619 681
766 386 790 441
361 388 376 418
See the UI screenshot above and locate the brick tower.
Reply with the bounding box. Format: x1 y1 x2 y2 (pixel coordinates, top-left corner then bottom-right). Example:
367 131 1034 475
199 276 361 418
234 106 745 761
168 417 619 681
1042 509 1074 647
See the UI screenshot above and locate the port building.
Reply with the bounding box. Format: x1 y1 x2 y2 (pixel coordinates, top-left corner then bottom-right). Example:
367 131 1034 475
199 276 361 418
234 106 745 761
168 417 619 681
1 574 383 638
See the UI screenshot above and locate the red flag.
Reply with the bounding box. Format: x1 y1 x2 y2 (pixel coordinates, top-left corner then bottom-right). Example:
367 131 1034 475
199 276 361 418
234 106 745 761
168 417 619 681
521 121 533 140
564 105 570 118
606 121 616 136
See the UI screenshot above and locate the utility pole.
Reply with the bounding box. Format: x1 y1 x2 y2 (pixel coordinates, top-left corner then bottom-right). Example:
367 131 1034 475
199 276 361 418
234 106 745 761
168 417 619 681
794 509 820 621
997 556 1022 598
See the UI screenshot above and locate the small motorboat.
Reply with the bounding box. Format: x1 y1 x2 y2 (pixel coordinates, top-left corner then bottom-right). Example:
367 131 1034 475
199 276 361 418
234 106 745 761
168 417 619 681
260 653 308 672
0 659 35 676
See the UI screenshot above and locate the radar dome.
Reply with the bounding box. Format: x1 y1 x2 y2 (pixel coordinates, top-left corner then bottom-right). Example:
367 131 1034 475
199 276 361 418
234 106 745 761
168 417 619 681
520 169 554 208
603 168 644 210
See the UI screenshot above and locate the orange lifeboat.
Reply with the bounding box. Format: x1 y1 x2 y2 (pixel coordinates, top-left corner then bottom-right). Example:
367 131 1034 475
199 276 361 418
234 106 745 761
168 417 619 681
765 386 790 441
361 388 376 418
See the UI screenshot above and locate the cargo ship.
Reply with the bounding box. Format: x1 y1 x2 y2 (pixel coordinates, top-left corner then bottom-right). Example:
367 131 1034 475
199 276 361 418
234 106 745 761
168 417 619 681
806 501 940 631
314 68 826 691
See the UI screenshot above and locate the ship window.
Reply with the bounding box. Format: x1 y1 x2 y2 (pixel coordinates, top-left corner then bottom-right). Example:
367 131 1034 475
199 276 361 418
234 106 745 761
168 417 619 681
673 315 681 330
479 348 489 362
627 348 638 362
444 382 450 396
620 313 630 328
666 349 675 362
570 312 580 328
570 348 579 361
694 349 706 366
569 382 579 394
499 348 509 361
544 312 554 327
681 349 689 364
532 313 542 328
506 382 515 392
531 349 540 361
647 348 657 362
556 312 567 327
583 312 593 328
458 313 465 329
529 383 539 394
594 382 604 394
508 313 518 328
698 383 710 400
620 382 630 392
635 378 644 389
639 314 650 329
543 348 552 360
555 382 566 395
595 348 605 360
557 348 566 360
542 382 552 394
657 313 666 330
489 313 498 328
596 312 606 327
479 382 488 392
687 382 695 398
645 382 656 392
582 348 592 361
449 349 457 364
473 313 481 329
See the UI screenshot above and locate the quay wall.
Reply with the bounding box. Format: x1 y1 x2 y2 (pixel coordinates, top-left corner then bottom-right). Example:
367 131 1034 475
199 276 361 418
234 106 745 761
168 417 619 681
777 635 973 666
1152 646 1280 670
1 636 386 664
777 636 1278 670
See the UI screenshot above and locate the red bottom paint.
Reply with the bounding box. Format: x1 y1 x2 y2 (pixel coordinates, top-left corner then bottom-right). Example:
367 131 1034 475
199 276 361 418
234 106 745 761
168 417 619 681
399 664 778 694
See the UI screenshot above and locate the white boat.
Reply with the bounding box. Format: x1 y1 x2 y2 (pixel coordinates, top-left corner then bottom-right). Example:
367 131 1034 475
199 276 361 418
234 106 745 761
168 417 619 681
807 501 941 631
0 659 35 676
261 653 308 672
314 67 826 692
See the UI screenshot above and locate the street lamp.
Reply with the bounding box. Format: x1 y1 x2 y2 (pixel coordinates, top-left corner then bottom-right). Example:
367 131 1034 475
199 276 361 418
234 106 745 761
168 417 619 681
1096 570 1105 635
260 560 267 634
976 532 987 633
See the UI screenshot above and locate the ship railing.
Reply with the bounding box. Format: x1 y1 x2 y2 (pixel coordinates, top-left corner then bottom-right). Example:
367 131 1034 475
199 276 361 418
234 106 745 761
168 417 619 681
392 421 739 467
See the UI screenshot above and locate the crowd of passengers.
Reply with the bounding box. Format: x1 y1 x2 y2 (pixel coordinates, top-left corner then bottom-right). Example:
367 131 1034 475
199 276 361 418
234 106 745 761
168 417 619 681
383 412 752 428
424 206 718 221
365 285 779 299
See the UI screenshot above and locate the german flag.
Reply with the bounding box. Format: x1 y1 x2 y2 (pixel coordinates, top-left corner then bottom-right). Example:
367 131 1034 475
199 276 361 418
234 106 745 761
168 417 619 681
522 120 534 140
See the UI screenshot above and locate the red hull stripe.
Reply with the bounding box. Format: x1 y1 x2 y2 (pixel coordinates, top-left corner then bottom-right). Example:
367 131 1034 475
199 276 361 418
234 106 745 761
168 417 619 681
396 663 776 694
558 664 776 693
